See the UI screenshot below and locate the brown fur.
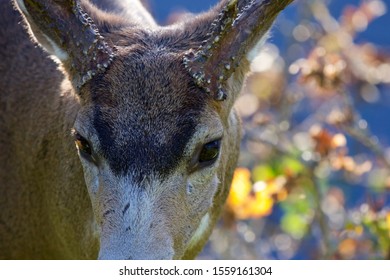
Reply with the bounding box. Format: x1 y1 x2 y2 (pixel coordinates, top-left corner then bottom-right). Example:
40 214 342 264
0 0 291 259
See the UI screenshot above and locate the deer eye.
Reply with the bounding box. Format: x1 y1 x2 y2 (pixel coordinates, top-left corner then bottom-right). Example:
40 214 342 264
72 131 92 156
199 139 221 164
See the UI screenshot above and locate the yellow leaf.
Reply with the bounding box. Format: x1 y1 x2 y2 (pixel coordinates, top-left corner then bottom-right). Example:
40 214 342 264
234 194 274 220
354 225 364 236
227 168 280 220
227 168 252 207
252 192 274 218
387 212 390 238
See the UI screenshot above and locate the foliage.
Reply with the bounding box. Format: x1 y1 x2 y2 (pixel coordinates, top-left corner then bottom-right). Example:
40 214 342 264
200 0 390 260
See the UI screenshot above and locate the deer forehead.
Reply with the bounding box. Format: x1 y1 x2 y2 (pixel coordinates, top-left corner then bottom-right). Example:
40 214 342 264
79 49 220 180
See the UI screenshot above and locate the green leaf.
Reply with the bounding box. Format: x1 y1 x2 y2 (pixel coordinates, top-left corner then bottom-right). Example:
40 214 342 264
281 213 308 239
252 164 275 182
279 157 304 175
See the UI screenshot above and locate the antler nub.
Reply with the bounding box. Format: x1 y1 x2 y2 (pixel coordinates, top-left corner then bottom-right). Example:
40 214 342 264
183 0 294 101
23 0 115 89
68 0 115 88
183 0 238 101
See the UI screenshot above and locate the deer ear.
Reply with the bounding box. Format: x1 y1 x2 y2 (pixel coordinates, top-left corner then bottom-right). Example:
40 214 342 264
14 0 115 89
183 0 293 101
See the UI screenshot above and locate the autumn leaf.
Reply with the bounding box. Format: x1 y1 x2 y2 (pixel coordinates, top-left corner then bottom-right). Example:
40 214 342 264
227 168 252 207
227 168 291 220
338 239 357 259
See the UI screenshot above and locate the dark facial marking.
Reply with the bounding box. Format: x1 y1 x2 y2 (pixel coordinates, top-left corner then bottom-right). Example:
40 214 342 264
122 203 130 216
103 209 115 219
91 48 207 182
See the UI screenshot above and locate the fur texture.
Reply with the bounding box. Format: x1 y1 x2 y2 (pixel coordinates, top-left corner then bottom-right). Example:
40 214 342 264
0 0 291 259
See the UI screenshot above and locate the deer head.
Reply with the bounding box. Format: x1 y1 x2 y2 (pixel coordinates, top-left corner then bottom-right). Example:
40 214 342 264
14 0 293 259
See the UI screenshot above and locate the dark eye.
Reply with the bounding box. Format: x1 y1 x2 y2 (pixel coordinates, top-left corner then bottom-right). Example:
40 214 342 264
72 130 92 156
199 139 221 164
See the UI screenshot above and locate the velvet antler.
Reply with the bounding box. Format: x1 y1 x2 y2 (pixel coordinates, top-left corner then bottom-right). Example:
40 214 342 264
20 0 115 88
183 0 294 101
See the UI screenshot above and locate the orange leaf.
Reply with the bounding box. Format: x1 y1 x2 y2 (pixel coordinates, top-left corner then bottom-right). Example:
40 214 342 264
339 239 357 259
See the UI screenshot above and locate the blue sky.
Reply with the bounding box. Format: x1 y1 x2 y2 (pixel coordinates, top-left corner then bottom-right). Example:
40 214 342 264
148 0 389 48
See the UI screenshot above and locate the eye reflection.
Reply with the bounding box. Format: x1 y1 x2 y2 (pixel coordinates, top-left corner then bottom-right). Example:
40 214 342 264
72 130 92 156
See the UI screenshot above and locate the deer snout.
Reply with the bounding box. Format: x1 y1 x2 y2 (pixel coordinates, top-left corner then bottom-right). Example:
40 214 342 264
98 231 175 260
96 198 176 260
98 249 174 260
91 173 188 260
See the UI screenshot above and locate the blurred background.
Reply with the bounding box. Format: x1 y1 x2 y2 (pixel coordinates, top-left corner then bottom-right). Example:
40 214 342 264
148 0 390 259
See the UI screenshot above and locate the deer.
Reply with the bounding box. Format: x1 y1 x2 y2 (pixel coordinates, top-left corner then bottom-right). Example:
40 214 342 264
0 0 293 259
